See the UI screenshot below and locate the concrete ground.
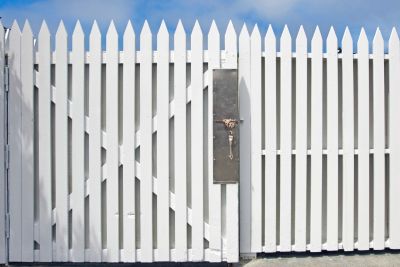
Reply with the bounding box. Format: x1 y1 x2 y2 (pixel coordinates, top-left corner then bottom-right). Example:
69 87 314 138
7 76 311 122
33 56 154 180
240 251 400 267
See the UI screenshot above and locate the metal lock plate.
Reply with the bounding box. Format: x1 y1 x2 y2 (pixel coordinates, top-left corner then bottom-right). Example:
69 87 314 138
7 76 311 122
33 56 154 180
213 69 239 184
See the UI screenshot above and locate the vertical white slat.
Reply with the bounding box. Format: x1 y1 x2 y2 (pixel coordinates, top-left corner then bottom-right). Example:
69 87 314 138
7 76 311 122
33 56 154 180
106 21 120 262
191 20 204 261
224 20 239 263
55 21 68 262
238 24 251 255
156 20 169 262
174 20 187 262
310 27 323 252
326 27 339 250
280 25 292 251
208 21 222 261
342 27 355 251
295 26 307 252
389 28 400 249
122 20 136 262
8 20 22 262
264 25 277 253
372 28 385 250
139 21 153 262
21 20 34 261
357 28 370 250
0 20 5 264
88 21 102 262
250 25 262 252
38 21 53 262
71 21 85 262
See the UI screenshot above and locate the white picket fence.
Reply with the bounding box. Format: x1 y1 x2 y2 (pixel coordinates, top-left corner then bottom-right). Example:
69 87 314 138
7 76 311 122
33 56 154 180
1 18 400 264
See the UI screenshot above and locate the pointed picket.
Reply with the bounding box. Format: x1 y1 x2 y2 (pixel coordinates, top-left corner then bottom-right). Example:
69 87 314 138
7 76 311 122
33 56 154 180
389 27 400 249
21 20 35 262
357 28 370 250
224 20 239 263
71 20 85 262
310 26 323 252
0 20 5 264
139 21 153 262
8 20 22 262
37 21 53 262
156 20 169 261
174 20 187 262
208 20 222 262
341 27 355 251
250 24 262 252
191 20 204 261
280 25 292 252
238 23 251 255
55 20 69 262
88 20 103 262
122 20 136 262
372 28 385 250
326 26 339 250
294 25 307 252
105 21 120 262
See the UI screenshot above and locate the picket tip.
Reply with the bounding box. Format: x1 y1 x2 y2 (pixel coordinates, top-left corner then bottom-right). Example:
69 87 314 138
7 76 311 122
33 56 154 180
73 20 84 36
342 27 353 46
157 20 168 36
39 20 49 36
389 27 399 43
226 20 236 36
312 26 322 41
239 23 249 37
107 20 118 35
141 20 152 36
90 20 101 36
124 20 135 36
373 27 383 43
296 25 306 41
327 26 337 40
175 19 185 35
192 20 202 35
23 20 33 35
281 25 291 40
251 24 260 37
209 20 219 35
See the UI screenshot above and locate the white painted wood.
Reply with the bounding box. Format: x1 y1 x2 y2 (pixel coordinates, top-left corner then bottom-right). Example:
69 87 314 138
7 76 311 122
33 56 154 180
326 27 339 250
341 27 355 251
88 20 103 262
224 20 239 263
264 25 277 253
372 28 385 250
238 23 251 255
191 20 204 261
139 21 153 262
105 21 120 262
8 20 22 262
71 21 85 262
389 27 400 249
279 25 292 251
37 21 53 262
357 28 370 250
294 25 307 252
122 20 136 262
174 20 187 262
156 20 169 261
0 20 5 264
55 21 69 262
21 20 35 262
310 27 323 252
250 24 262 252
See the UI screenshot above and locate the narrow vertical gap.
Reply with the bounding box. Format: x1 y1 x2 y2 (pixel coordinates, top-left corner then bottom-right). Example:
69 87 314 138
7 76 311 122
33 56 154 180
276 58 281 151
119 166 123 249
170 208 175 249
354 60 359 150
152 63 157 250
323 58 327 150
338 155 343 244
369 59 374 149
84 63 90 251
338 59 343 150
385 154 390 241
68 210 72 250
153 193 157 249
221 185 226 243
85 195 89 249
292 58 296 149
322 154 327 245
369 154 374 243
101 179 107 249
354 155 359 242
135 178 141 249
203 83 209 225
261 57 265 247
306 154 311 245
307 58 312 150
384 60 389 149
101 64 107 131
276 155 280 246
33 85 39 242
291 154 296 247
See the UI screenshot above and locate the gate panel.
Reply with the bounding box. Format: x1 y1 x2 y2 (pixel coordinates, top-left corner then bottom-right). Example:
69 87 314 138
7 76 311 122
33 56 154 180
6 19 239 263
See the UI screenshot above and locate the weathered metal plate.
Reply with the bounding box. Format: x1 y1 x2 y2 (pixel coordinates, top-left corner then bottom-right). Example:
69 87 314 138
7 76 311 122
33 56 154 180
213 69 239 184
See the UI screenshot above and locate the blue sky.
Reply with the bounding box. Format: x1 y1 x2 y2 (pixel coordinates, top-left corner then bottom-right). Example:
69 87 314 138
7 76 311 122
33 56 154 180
0 0 399 49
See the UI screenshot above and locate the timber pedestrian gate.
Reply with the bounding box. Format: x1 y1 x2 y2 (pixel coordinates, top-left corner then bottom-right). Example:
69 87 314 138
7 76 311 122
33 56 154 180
2 19 400 264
